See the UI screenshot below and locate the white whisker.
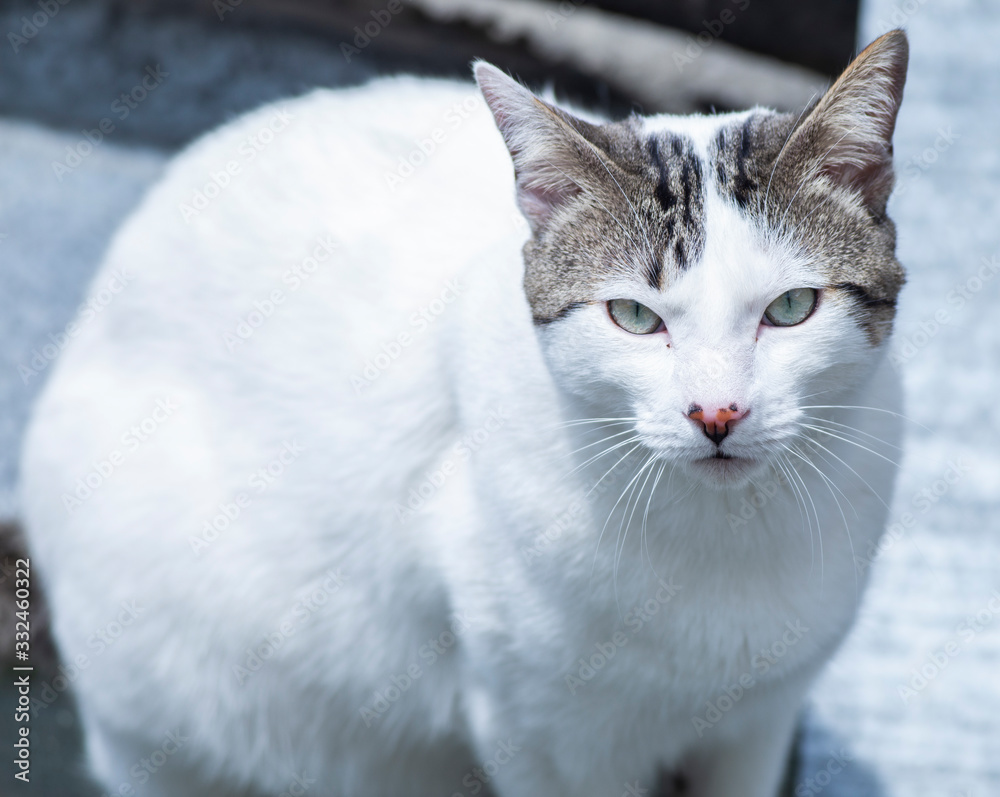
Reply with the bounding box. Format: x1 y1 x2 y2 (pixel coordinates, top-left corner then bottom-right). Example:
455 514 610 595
780 445 824 583
566 436 642 483
590 448 652 587
799 423 901 471
547 416 637 430
800 414 903 451
773 455 814 571
789 443 860 598
641 461 668 580
799 404 930 432
796 427 895 510
613 454 659 613
560 427 639 460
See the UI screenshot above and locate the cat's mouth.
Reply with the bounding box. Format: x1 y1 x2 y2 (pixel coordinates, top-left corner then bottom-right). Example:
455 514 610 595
689 452 763 488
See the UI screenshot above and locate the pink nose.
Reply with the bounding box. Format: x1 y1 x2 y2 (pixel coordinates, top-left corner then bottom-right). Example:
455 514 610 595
687 404 747 445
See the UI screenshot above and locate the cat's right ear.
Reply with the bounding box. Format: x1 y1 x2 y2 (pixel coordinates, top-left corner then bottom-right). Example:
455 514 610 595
475 62 597 233
782 30 909 216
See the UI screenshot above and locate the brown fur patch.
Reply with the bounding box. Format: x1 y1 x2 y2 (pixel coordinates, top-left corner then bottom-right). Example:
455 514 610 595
522 118 707 324
708 31 909 345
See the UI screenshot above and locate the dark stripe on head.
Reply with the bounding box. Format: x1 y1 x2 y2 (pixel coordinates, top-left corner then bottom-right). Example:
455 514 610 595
732 117 757 208
714 115 763 210
827 282 898 346
533 301 589 326
645 137 676 214
642 132 705 274
830 282 896 309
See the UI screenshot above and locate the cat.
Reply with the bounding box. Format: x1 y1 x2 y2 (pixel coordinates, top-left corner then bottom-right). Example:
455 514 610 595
20 29 908 797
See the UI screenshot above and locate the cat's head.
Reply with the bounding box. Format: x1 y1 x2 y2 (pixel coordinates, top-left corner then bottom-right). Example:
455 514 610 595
477 31 908 489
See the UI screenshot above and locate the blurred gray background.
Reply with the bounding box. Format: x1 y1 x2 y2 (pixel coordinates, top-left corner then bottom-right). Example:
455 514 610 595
1 0 998 795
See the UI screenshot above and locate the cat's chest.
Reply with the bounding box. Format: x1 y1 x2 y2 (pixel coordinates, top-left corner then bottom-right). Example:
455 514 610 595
558 566 831 702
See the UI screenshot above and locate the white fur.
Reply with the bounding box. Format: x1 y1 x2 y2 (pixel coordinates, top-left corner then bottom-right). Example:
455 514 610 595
21 72 901 797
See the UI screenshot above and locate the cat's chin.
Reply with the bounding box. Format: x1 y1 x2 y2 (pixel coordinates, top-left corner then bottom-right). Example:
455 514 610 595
685 454 766 490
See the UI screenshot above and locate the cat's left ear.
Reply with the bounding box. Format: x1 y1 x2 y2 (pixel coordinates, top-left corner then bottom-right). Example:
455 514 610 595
787 29 908 215
475 61 605 233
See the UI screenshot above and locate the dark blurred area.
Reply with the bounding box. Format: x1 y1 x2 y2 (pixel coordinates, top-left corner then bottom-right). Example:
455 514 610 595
583 0 859 75
0 0 856 149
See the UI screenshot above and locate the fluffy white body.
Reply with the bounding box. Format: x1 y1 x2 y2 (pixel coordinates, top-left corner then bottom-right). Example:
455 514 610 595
21 70 902 796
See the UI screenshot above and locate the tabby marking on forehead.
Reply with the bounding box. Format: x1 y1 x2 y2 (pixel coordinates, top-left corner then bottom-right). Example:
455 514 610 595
710 111 794 214
525 125 710 324
643 133 705 279
709 112 905 344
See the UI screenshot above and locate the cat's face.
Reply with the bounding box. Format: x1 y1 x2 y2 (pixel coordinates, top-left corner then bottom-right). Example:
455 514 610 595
478 32 908 488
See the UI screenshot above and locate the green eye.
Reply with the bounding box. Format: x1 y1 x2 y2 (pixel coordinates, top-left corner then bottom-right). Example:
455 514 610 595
608 299 663 335
764 288 817 327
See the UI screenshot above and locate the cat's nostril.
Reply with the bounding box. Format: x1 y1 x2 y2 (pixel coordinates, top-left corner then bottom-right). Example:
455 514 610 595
686 404 747 446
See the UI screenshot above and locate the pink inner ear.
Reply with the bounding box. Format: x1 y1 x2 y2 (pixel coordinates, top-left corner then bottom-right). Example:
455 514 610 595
820 149 893 211
517 176 580 228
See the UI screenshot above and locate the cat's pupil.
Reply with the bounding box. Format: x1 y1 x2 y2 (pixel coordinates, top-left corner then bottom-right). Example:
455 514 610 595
764 288 816 327
608 299 662 335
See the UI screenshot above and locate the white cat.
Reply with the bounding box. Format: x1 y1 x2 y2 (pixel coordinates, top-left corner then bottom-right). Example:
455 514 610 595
21 30 908 797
